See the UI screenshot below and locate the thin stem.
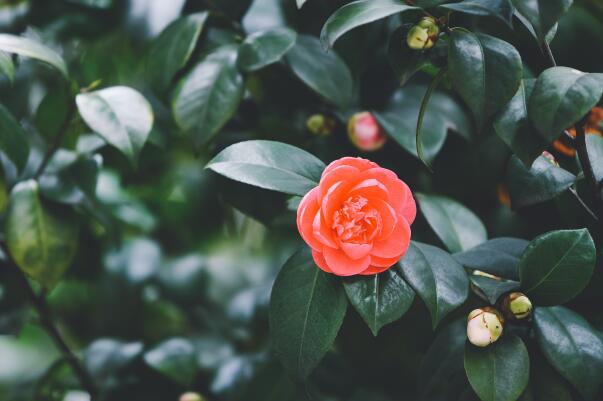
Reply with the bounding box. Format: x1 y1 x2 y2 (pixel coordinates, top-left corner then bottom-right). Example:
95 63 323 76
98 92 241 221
569 187 599 222
542 41 557 67
34 100 77 180
575 114 603 232
4 247 98 398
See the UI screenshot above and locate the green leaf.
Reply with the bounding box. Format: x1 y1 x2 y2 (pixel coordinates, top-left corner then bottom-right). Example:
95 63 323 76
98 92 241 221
514 11 558 45
397 241 469 328
0 34 68 78
454 238 528 280
448 30 522 129
519 229 596 305
6 180 79 289
285 35 354 109
586 135 603 182
511 0 572 42
269 247 348 380
172 46 244 147
76 86 153 166
0 51 14 82
494 79 548 165
416 193 487 253
0 103 30 173
85 339 143 383
464 335 530 401
440 0 514 27
534 306 603 400
506 154 575 208
343 269 415 336
146 12 208 94
39 154 102 205
35 84 72 142
144 338 197 386
320 0 417 48
529 67 603 141
238 27 297 72
296 0 307 8
206 140 326 196
469 275 520 304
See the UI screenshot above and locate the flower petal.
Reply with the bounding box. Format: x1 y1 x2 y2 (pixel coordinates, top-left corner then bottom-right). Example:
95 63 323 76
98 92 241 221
321 180 352 226
370 219 411 259
296 187 324 251
371 198 397 239
365 167 416 224
312 210 337 248
322 157 378 177
359 264 392 275
312 249 333 274
318 165 359 198
370 254 401 267
323 246 371 276
347 178 389 201
339 241 373 260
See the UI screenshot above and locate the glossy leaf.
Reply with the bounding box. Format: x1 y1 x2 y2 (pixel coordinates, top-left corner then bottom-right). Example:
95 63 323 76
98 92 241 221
172 46 244 147
470 275 520 304
343 269 415 336
144 338 197 386
0 51 14 82
534 306 603 400
440 0 514 27
285 35 354 109
494 79 548 165
511 0 572 42
416 193 487 253
320 0 417 48
587 135 603 182
454 237 528 280
519 229 596 305
397 241 469 328
0 103 30 173
146 12 208 93
206 140 325 196
464 335 530 401
6 180 79 288
76 86 154 166
35 84 72 142
238 27 297 72
506 154 575 208
448 31 522 129
269 247 348 380
85 339 143 383
0 34 68 78
528 67 603 141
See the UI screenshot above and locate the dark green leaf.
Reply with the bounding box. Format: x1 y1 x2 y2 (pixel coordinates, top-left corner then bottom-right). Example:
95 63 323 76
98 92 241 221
343 269 415 336
470 275 520 304
76 86 154 166
464 335 530 401
454 237 528 280
416 193 487 253
6 180 79 288
0 103 30 172
506 154 575 208
448 31 522 129
85 339 143 384
397 241 469 328
206 140 325 196
0 51 14 82
146 12 208 94
35 84 72 142
172 46 244 146
494 79 548 165
587 135 603 182
534 306 603 400
40 154 102 204
0 34 68 78
514 11 558 45
519 229 596 305
511 0 572 42
320 0 417 48
440 0 514 27
144 338 198 386
528 67 603 141
238 27 297 72
269 247 348 380
285 35 354 109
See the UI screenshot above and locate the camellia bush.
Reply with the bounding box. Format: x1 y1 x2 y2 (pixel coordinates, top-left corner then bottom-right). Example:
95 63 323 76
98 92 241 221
0 0 603 400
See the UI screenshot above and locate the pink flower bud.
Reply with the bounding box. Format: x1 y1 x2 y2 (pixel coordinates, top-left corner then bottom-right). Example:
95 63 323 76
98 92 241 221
348 112 387 152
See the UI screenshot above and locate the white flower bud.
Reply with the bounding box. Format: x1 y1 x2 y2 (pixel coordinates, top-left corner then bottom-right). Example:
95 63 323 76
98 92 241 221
467 307 504 347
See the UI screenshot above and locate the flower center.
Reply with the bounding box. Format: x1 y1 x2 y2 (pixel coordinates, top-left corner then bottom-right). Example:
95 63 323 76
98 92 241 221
332 195 382 244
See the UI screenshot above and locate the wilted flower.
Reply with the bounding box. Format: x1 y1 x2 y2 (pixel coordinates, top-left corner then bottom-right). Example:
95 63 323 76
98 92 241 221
467 307 504 347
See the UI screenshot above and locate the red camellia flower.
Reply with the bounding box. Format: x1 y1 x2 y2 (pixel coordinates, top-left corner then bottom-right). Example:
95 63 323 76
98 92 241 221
297 157 416 276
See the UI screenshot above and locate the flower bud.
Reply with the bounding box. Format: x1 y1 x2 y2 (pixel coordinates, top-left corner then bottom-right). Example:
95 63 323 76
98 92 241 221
180 392 205 401
307 114 336 136
541 150 559 167
407 17 439 50
348 112 387 151
467 307 504 347
502 292 533 320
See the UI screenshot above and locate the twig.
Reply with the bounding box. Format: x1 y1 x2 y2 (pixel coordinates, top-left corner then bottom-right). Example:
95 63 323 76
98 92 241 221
569 187 599 222
542 41 557 67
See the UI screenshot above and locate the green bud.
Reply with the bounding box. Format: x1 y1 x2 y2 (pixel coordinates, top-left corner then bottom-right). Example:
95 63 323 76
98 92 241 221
504 292 533 320
467 307 504 347
306 114 336 136
407 17 439 50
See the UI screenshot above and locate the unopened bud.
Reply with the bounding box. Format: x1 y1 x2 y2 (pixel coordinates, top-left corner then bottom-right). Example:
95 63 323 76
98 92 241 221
407 17 439 50
467 307 504 347
502 292 533 320
307 114 336 136
348 112 387 151
541 151 559 167
180 392 205 401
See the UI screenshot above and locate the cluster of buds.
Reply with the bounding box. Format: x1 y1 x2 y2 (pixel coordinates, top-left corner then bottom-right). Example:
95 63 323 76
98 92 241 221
347 111 387 151
407 17 440 50
306 113 336 136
